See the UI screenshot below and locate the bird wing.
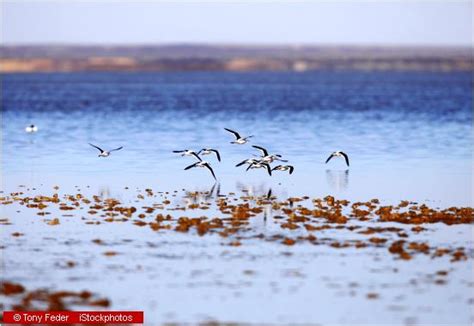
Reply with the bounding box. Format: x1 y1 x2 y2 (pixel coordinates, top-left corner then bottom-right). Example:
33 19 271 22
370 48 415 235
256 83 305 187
340 152 350 167
246 163 254 171
252 145 268 157
191 152 202 161
109 146 123 152
272 165 282 171
288 166 294 174
173 150 186 153
204 163 217 180
325 153 335 164
210 149 221 162
224 128 241 139
263 163 272 176
267 188 272 199
236 159 249 167
184 162 199 170
89 143 104 153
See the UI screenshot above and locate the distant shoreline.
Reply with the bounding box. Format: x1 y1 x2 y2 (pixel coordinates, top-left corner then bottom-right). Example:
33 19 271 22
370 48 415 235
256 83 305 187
1 44 471 73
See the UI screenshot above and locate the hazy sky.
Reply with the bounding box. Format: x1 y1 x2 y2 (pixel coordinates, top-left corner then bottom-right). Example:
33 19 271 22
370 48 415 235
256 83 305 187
1 1 472 46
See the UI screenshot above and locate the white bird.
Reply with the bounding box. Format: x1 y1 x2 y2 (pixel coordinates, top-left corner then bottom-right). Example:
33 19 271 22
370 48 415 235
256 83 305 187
89 143 123 157
25 124 38 133
184 161 217 180
235 158 260 167
173 150 202 161
272 165 294 175
198 148 221 162
325 151 350 167
224 128 253 144
252 145 288 163
246 161 272 176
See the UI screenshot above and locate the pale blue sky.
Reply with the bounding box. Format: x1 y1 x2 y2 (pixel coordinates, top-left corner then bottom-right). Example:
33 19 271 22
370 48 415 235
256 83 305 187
1 1 472 46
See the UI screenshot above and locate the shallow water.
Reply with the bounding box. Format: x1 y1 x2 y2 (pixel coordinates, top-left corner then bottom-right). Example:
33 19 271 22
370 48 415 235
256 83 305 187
2 71 472 205
1 71 473 324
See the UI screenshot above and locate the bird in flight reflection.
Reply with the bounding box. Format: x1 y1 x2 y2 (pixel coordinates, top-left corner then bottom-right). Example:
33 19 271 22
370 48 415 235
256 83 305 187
325 169 349 191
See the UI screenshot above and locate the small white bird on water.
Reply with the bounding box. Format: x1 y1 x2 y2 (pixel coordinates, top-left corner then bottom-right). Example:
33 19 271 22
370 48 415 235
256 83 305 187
246 161 272 176
184 161 217 180
272 165 295 175
89 143 123 157
325 151 350 167
173 150 202 161
224 128 253 144
25 124 38 133
198 148 221 162
252 145 288 163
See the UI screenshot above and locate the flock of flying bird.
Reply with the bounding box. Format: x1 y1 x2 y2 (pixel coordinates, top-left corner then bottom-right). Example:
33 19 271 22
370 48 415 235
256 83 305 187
25 124 350 181
172 128 349 181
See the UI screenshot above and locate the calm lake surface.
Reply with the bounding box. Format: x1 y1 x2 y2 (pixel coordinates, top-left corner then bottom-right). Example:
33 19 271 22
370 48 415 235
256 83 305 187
1 71 473 325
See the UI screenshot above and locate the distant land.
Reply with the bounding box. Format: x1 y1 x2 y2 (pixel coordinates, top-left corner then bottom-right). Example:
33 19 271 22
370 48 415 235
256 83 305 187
0 44 472 72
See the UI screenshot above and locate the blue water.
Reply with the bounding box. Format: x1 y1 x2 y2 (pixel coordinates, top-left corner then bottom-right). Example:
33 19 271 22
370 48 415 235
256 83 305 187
1 71 473 324
2 71 472 205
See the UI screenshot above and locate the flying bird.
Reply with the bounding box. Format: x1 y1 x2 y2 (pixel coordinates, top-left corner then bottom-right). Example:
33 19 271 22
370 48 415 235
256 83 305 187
235 158 260 167
173 150 202 161
198 148 221 162
224 128 253 144
25 124 38 133
272 165 294 175
246 161 272 176
325 151 350 167
184 161 217 180
252 145 288 163
89 143 123 157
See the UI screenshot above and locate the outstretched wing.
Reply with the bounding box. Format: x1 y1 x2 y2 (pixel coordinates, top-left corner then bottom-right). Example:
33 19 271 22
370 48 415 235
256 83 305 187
204 163 217 180
89 143 104 153
272 165 282 171
325 153 335 164
263 163 272 176
252 145 268 157
109 146 123 152
288 166 294 175
191 152 202 161
184 162 199 170
210 149 221 162
224 128 241 139
236 159 249 167
173 150 186 153
340 152 350 167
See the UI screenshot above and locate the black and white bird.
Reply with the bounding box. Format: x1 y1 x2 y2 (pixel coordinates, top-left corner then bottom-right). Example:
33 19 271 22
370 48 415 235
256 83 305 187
173 150 202 161
235 158 260 167
25 124 38 133
252 145 288 163
246 161 272 176
184 161 217 180
198 148 221 162
89 143 123 157
272 165 294 175
325 151 350 167
224 128 253 144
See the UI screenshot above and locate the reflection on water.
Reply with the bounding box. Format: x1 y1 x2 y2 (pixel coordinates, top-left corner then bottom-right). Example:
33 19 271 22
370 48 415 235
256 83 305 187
98 186 111 199
184 182 221 204
325 169 350 191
